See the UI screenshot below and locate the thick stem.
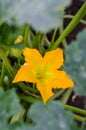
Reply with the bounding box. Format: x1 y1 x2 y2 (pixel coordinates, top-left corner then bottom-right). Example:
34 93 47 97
49 2 86 50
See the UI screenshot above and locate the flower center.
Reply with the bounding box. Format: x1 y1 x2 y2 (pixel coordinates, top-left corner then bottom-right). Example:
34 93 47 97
36 72 43 80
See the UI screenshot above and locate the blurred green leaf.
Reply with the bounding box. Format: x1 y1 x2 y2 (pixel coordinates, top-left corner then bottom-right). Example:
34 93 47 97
9 122 30 130
28 101 78 130
0 88 21 122
0 23 22 45
64 29 86 96
0 88 22 129
0 88 31 130
0 0 71 32
0 121 29 130
0 89 79 130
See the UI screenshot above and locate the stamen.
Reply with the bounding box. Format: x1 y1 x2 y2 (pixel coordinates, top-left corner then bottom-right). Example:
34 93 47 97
36 73 43 80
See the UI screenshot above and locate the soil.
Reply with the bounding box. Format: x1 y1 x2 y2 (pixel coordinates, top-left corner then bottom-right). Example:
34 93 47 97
67 91 86 110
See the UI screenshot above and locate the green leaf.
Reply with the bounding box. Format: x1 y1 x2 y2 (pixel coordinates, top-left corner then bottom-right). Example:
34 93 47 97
28 101 78 130
0 90 79 130
64 29 86 96
0 88 21 121
0 0 71 32
0 88 31 130
9 122 30 130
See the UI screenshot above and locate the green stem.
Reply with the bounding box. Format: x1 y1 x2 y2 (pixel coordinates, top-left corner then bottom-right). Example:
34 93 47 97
65 104 86 116
0 63 5 86
45 36 51 46
49 2 86 50
17 82 36 92
73 114 85 122
60 88 73 104
59 20 68 49
0 48 14 78
24 25 30 47
51 89 65 100
64 14 86 25
37 33 44 55
19 94 41 103
24 86 39 97
51 28 58 44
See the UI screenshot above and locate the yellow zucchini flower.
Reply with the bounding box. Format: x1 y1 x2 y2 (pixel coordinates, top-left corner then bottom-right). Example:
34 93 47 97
13 48 74 104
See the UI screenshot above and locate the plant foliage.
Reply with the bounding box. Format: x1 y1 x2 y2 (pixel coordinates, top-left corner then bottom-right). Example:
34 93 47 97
64 29 86 96
0 89 78 130
0 0 71 32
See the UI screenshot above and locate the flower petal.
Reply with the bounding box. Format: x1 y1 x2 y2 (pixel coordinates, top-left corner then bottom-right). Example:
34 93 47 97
13 64 36 83
52 70 74 89
43 48 64 70
37 80 54 104
23 48 43 67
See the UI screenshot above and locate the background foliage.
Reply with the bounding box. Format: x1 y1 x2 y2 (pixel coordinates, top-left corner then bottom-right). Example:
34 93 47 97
64 29 86 96
0 0 71 31
0 88 79 130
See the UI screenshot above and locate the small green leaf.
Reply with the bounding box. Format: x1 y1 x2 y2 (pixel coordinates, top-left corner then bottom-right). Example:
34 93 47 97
28 101 78 130
0 0 71 32
64 29 86 96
